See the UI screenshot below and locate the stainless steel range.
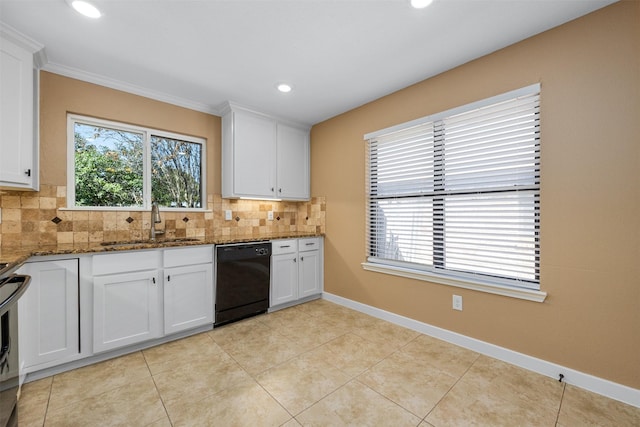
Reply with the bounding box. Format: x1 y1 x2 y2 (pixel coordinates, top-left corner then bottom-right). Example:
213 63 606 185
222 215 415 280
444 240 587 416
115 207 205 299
0 266 31 427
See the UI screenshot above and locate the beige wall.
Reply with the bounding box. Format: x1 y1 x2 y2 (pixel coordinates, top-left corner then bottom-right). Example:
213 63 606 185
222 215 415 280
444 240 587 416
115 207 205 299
310 1 639 388
39 71 221 193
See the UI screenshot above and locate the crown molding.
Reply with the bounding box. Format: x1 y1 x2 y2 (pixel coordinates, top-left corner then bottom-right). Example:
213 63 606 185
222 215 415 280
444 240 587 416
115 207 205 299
0 21 44 52
0 21 47 68
220 100 311 130
42 61 221 117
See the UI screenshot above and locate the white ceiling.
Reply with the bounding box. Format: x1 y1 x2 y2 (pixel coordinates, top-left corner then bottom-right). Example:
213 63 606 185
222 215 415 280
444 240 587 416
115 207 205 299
0 0 617 126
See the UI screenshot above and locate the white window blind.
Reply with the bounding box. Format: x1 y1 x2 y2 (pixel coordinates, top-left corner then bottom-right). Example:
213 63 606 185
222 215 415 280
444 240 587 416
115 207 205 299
365 84 540 290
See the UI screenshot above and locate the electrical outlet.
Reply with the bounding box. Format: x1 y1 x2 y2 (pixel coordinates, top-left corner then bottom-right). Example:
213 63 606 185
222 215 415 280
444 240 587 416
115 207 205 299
225 210 232 221
453 295 463 311
267 211 274 221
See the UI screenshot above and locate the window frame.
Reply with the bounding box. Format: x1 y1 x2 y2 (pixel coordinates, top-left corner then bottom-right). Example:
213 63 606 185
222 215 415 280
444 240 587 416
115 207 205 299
66 114 207 211
363 84 546 302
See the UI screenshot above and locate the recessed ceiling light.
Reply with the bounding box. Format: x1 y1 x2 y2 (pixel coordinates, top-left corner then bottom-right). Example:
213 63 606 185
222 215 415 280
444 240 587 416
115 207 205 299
411 0 433 9
277 83 292 93
69 0 102 18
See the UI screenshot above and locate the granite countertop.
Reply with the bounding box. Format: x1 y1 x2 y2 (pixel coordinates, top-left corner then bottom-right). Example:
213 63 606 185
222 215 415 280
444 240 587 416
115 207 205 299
0 231 323 276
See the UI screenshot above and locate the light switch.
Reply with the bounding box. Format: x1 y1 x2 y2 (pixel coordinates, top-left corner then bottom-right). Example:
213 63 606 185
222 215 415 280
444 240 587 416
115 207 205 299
225 210 232 221
268 211 274 221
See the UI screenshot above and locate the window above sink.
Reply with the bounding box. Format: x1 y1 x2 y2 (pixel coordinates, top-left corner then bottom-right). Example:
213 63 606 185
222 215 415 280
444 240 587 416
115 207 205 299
66 114 207 211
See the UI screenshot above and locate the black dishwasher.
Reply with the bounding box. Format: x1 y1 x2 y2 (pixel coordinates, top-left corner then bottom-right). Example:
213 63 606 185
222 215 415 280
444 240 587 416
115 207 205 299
215 242 271 327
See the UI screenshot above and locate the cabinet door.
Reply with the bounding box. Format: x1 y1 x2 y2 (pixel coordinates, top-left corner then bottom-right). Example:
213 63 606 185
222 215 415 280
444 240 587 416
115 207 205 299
232 111 277 198
0 36 35 189
271 253 298 306
93 270 161 353
276 124 309 200
164 264 213 335
18 259 79 370
299 250 321 298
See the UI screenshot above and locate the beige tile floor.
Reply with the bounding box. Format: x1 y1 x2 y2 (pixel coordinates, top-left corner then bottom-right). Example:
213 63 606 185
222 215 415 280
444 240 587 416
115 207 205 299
18 299 640 426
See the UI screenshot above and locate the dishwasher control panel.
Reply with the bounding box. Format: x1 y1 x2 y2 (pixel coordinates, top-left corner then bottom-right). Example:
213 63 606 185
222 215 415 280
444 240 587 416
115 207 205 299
255 247 269 256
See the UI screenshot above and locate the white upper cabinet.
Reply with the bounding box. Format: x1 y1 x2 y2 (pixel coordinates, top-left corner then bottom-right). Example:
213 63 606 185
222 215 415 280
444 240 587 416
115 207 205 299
223 108 277 198
0 25 43 190
276 123 310 200
222 103 310 200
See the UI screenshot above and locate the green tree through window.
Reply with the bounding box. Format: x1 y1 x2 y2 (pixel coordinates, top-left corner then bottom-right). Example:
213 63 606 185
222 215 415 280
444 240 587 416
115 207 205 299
151 136 202 208
74 124 144 207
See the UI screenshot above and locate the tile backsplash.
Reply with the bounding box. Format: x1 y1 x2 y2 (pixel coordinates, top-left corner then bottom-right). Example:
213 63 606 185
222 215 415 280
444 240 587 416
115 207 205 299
0 185 325 248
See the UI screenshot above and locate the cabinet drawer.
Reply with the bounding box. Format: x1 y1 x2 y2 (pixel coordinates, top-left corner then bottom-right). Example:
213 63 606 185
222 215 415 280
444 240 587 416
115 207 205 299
299 237 321 252
93 250 161 275
271 239 298 255
164 246 213 268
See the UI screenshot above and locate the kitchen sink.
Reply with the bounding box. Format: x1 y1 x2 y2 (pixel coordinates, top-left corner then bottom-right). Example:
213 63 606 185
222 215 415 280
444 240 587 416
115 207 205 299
100 238 200 247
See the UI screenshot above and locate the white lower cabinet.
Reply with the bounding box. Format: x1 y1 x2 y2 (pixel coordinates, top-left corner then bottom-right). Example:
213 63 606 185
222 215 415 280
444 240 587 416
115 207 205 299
163 247 213 335
93 270 162 353
17 259 79 372
16 246 215 377
270 237 323 309
271 247 299 306
92 250 162 353
299 244 321 298
91 246 214 354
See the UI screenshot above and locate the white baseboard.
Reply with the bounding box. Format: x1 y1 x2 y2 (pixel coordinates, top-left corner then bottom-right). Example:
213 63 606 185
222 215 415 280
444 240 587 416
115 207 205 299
322 292 640 408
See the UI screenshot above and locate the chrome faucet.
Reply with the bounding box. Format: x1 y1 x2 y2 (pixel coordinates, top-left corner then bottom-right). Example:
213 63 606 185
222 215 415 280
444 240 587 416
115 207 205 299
150 201 165 240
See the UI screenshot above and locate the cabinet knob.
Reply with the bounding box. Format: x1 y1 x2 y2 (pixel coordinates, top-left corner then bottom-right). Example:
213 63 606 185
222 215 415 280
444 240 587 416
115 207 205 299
301 256 304 261
167 275 171 282
293 258 296 263
271 187 274 192
24 169 31 177
152 277 156 284
278 188 282 193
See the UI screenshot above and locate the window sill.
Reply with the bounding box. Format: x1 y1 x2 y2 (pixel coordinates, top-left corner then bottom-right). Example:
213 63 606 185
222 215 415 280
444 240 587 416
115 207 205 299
361 262 547 303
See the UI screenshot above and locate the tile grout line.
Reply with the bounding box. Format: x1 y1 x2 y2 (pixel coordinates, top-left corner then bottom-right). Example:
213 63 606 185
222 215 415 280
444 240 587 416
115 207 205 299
211 320 300 377
554 381 567 426
208 320 310 425
420 351 482 424
140 349 175 427
311 330 425 421
40 376 55 427
195 330 293 421
352 376 426 423
253 372 297 422
243 305 406 422
207 324 303 419
357 329 476 424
